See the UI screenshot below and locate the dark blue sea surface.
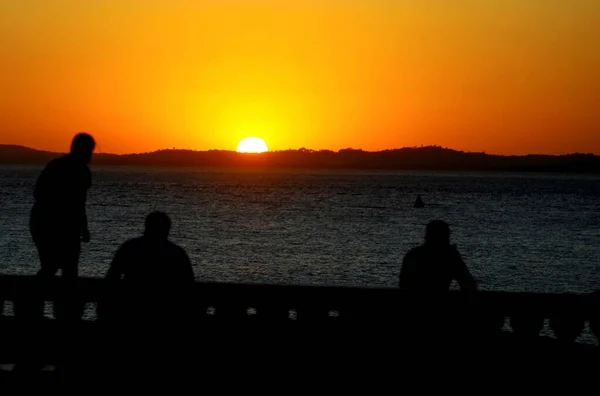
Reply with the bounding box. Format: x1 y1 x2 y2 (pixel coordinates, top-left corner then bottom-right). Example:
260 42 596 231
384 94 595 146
1 165 599 293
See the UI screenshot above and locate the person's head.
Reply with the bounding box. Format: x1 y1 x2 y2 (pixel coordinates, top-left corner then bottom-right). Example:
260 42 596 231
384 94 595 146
144 211 171 241
425 220 450 246
70 133 95 164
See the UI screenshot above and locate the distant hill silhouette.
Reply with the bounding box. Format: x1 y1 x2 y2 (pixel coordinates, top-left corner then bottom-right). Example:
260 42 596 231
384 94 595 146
1 144 599 173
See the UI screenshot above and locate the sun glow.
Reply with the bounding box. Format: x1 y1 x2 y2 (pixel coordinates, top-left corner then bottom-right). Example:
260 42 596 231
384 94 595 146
236 137 269 153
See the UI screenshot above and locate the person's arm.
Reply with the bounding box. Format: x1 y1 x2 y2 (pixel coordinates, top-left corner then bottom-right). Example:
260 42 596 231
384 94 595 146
80 192 90 242
399 250 417 289
175 248 196 318
181 249 195 284
79 168 91 242
106 245 126 282
33 160 56 202
452 248 477 292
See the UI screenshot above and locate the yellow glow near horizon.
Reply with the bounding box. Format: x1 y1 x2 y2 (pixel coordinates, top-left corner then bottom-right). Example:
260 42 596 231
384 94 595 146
237 137 269 153
0 1 599 155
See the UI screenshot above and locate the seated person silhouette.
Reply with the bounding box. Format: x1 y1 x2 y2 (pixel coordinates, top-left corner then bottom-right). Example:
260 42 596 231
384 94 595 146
398 221 477 341
105 212 195 323
399 220 476 292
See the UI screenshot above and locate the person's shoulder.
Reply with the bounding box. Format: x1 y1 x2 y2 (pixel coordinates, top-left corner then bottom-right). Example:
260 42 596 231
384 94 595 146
82 164 91 185
48 157 62 165
119 237 145 251
56 154 73 165
43 157 63 171
446 245 466 267
448 245 462 258
167 240 187 252
405 245 426 258
403 246 424 264
167 241 190 257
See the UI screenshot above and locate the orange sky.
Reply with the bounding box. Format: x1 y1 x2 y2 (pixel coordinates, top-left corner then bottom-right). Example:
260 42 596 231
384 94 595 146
1 1 599 155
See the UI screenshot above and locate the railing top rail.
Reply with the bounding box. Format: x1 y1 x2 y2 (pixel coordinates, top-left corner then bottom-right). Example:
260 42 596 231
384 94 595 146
1 274 598 312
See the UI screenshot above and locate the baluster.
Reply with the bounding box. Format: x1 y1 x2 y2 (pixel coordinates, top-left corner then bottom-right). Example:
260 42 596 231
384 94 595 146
588 315 600 343
587 290 600 343
284 309 295 321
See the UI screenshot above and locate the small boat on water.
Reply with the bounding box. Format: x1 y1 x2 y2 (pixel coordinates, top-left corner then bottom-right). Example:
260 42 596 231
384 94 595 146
413 195 425 208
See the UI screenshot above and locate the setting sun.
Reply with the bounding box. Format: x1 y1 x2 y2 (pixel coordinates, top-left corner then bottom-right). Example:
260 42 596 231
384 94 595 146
1 2 599 155
237 137 269 153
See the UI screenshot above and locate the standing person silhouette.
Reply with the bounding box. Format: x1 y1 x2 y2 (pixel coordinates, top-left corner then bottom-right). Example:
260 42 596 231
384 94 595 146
14 133 95 372
399 220 476 291
29 133 95 319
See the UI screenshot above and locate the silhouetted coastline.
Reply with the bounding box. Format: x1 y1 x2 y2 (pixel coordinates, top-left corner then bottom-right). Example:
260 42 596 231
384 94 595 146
1 144 600 173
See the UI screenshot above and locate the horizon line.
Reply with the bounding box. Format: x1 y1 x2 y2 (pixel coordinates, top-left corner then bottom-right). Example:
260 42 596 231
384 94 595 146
2 143 599 157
